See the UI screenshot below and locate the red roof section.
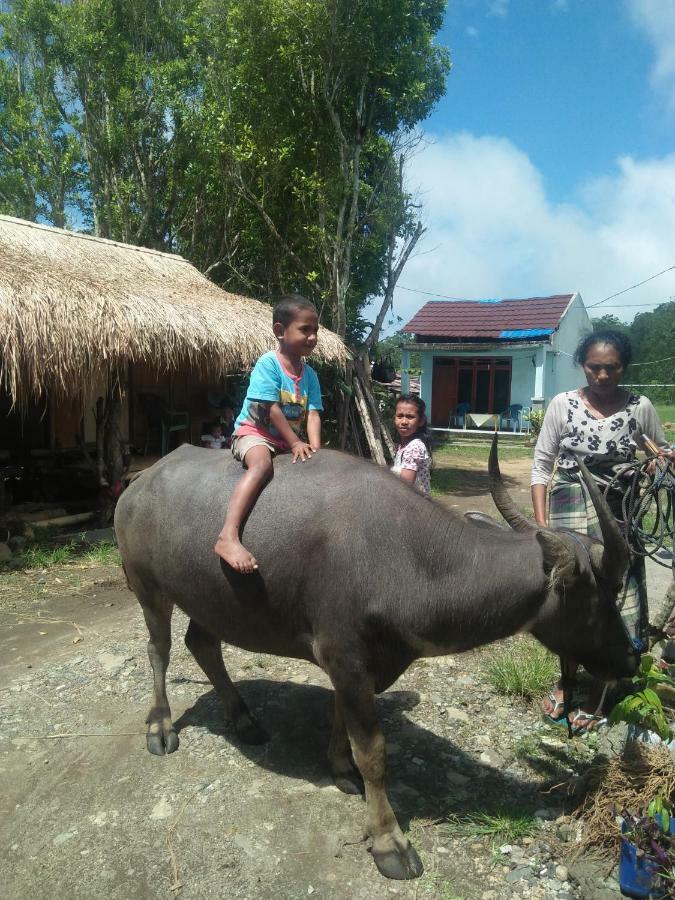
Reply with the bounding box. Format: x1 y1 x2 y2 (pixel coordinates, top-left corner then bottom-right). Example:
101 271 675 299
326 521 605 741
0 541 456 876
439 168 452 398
401 294 575 340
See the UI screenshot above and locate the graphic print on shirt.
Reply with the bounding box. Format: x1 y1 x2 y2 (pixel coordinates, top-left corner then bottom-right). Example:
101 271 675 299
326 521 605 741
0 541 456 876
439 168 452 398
278 387 306 434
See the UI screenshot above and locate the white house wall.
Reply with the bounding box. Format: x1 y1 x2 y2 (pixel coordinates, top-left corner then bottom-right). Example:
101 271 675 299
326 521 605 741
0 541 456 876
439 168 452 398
548 293 591 401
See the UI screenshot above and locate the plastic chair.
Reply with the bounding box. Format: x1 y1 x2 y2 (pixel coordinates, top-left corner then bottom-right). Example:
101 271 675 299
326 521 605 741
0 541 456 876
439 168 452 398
520 406 532 434
139 394 191 456
449 402 472 428
501 403 523 432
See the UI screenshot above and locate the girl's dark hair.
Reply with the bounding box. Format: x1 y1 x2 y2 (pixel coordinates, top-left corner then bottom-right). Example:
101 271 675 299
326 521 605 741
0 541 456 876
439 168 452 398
273 294 317 327
574 330 632 368
395 394 433 454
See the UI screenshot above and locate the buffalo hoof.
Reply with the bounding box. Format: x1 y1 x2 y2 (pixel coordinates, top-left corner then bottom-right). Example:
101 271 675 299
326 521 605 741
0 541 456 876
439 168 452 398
234 713 269 745
334 773 364 795
371 842 424 880
146 728 179 756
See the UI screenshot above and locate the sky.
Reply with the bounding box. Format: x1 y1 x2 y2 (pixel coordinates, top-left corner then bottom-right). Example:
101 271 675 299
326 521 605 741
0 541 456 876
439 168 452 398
380 0 675 332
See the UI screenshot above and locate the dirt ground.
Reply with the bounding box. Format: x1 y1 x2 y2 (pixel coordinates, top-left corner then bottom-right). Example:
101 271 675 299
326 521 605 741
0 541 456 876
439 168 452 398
0 456 670 900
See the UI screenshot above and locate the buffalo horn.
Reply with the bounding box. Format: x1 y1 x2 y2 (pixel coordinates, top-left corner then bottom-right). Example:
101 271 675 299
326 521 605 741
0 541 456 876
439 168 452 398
576 457 629 574
488 435 537 532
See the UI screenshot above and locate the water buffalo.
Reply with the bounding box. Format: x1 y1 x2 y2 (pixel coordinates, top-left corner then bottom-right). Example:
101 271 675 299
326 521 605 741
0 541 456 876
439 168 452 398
114 439 638 880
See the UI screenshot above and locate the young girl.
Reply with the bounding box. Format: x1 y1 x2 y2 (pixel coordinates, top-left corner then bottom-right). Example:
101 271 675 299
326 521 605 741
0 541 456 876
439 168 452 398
391 394 432 496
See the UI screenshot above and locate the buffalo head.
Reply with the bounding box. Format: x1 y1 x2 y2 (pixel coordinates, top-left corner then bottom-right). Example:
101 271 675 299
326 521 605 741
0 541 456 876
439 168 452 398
488 436 640 681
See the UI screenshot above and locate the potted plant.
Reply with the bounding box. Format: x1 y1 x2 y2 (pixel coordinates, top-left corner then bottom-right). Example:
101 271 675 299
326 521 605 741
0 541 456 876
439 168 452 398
620 800 675 899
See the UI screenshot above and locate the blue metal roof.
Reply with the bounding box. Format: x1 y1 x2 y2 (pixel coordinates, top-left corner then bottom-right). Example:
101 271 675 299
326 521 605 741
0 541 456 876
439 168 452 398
498 328 554 339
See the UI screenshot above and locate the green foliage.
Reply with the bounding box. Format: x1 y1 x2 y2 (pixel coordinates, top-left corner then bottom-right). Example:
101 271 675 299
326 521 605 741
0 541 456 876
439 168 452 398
608 654 675 741
526 409 545 439
593 302 675 393
445 808 538 842
483 638 559 699
1 0 450 341
10 535 120 570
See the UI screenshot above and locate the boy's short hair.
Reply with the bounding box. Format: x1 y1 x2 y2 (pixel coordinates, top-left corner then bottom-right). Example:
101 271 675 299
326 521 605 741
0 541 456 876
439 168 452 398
272 294 317 327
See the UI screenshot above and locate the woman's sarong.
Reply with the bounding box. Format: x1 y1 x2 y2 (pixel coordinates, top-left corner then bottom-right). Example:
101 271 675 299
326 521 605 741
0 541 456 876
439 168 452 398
549 468 648 642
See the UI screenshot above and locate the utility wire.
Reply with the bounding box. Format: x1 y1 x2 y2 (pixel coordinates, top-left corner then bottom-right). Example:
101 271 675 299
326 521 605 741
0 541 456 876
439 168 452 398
585 266 675 308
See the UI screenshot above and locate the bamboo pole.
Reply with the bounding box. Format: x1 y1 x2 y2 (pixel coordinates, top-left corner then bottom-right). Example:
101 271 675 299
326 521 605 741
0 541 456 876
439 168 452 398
353 376 386 466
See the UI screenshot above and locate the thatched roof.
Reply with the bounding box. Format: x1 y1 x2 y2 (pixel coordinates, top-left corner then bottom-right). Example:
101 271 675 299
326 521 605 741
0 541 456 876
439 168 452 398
0 215 346 405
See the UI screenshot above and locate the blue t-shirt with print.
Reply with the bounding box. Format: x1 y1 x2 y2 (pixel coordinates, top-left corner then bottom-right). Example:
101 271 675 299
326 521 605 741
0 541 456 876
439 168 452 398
234 351 323 449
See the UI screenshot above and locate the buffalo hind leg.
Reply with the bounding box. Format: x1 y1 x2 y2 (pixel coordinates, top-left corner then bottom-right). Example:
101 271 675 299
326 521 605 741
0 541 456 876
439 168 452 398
328 697 363 795
142 598 179 756
331 673 423 880
184 619 268 744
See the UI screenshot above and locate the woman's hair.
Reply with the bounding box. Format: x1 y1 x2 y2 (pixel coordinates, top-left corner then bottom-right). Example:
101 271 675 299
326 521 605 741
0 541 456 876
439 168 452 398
574 330 632 368
395 394 433 454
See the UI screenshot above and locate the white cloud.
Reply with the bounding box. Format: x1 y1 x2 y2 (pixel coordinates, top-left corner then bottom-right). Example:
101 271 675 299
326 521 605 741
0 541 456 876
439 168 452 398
376 133 675 329
550 0 569 12
626 0 675 105
488 0 509 18
465 25 479 38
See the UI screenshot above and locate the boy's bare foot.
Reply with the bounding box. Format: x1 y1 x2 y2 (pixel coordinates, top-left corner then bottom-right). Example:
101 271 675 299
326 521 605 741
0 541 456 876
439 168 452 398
214 535 259 573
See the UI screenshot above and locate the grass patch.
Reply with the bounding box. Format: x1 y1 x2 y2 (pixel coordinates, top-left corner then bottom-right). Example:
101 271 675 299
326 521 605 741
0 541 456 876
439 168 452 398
80 541 120 565
445 808 538 843
433 443 534 464
20 542 78 568
430 468 457 495
653 404 675 443
483 638 558 699
9 534 120 571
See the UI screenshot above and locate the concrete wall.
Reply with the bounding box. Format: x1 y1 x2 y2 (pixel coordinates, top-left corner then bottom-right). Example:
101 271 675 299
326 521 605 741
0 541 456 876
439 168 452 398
419 346 538 420
547 293 592 400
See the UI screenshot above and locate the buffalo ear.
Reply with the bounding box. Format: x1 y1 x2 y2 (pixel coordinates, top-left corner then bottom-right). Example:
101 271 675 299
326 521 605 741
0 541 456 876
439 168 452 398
536 531 577 585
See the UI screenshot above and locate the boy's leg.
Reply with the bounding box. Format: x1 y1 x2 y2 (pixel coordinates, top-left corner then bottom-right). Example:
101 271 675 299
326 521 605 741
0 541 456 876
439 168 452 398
214 445 273 573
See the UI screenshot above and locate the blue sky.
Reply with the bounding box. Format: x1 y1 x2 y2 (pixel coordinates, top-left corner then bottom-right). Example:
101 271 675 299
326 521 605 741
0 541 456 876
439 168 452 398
384 0 675 328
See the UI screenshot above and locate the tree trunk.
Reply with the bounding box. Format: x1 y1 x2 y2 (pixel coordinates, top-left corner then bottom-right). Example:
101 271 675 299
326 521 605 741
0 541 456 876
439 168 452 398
94 367 127 524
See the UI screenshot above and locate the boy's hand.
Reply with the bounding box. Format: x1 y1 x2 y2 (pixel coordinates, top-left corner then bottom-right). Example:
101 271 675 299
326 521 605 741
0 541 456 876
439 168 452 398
291 441 316 462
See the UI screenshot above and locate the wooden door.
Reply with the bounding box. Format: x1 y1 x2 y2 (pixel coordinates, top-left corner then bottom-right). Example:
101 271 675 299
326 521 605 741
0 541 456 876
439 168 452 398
431 359 457 426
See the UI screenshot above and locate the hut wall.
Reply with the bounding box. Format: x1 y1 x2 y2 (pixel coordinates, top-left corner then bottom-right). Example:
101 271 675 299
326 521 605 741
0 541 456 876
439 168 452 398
129 361 239 454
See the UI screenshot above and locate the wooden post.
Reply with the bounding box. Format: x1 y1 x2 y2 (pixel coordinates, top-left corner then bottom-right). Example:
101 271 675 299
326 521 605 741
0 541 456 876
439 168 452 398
353 377 386 466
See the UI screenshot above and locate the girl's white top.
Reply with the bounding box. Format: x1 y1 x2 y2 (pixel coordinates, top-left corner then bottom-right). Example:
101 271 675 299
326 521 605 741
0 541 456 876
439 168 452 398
531 391 668 486
392 438 432 496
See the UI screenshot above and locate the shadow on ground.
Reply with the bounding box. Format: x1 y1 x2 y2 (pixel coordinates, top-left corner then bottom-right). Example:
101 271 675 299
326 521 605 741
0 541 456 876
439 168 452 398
174 679 555 831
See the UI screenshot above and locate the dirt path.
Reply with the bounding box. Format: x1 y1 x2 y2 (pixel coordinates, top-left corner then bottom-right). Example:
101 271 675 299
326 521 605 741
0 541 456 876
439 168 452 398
0 458 647 900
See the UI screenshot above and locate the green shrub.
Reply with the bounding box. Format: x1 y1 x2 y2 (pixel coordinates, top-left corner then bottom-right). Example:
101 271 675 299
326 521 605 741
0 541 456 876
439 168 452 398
483 638 558 699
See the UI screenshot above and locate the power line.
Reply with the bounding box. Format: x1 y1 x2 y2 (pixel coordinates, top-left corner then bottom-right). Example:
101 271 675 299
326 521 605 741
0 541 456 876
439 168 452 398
628 356 675 367
398 280 675 310
397 285 472 300
586 266 675 308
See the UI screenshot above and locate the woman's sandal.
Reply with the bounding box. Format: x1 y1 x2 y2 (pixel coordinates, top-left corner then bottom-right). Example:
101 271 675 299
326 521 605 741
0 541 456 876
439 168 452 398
542 691 566 724
569 710 607 736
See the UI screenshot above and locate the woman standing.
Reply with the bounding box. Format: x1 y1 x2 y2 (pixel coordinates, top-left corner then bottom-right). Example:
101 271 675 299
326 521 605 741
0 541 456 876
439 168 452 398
532 330 673 733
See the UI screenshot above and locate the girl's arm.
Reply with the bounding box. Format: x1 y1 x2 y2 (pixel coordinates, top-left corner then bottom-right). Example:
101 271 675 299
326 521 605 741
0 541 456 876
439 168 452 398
307 409 321 451
397 467 416 485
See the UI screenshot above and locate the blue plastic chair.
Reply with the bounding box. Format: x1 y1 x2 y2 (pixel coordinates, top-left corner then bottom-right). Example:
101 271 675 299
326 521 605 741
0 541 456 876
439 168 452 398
450 402 472 428
501 404 523 432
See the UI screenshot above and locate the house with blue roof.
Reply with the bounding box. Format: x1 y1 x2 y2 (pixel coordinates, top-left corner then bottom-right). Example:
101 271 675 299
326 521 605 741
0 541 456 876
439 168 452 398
399 293 591 430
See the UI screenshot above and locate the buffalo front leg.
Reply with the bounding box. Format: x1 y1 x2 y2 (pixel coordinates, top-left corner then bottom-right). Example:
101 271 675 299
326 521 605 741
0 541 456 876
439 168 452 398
142 599 178 756
332 675 423 880
184 620 268 744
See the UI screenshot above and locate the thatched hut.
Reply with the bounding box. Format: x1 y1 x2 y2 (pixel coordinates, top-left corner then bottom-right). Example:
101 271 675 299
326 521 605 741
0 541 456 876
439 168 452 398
0 215 345 508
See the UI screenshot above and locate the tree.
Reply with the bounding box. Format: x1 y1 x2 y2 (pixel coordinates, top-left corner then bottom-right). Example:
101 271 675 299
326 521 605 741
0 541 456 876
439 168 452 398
0 0 86 226
184 0 448 339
